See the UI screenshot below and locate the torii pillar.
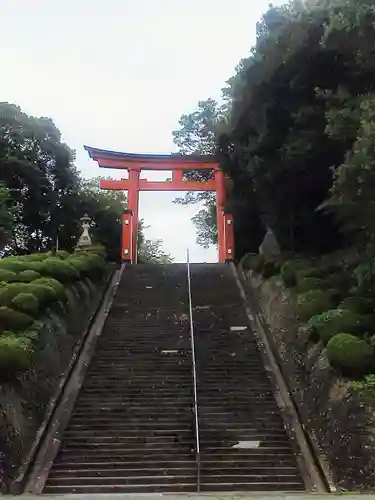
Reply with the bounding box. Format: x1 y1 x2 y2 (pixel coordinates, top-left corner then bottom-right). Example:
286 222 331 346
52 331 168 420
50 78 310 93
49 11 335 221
84 146 234 263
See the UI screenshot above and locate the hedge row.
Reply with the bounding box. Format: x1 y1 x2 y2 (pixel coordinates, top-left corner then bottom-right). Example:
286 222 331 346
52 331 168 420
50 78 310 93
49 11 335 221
0 245 108 374
244 252 375 377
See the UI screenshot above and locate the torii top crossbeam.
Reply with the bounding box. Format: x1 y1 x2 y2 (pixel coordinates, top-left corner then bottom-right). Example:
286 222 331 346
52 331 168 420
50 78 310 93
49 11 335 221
84 145 234 263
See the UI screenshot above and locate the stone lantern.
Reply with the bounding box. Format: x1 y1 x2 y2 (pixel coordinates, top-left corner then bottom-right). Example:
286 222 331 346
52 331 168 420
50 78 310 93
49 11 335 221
76 213 93 249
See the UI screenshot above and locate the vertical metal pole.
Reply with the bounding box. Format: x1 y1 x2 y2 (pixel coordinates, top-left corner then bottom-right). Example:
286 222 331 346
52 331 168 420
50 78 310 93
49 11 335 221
186 249 201 492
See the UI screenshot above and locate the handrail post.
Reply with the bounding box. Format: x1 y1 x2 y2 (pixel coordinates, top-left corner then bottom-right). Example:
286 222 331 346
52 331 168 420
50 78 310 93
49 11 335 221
186 249 201 493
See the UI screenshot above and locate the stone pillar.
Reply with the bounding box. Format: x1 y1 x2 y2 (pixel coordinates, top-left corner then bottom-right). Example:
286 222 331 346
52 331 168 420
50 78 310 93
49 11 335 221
127 168 140 263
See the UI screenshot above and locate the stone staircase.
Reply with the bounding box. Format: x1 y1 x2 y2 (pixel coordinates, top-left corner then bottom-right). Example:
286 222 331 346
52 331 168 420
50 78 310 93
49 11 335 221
43 263 305 494
191 264 304 492
44 265 196 494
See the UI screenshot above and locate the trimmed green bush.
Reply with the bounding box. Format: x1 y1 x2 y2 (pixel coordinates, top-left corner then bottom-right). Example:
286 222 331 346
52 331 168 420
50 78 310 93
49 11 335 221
0 283 30 307
297 277 325 293
32 277 64 298
243 253 265 273
308 308 364 344
0 306 33 331
325 273 354 292
12 293 39 316
16 270 41 283
281 261 297 288
26 284 57 305
26 261 44 273
0 259 28 273
0 269 17 283
296 290 332 322
326 333 374 376
56 250 70 260
76 244 106 259
262 259 280 279
339 297 374 315
0 334 33 372
40 258 80 283
297 266 326 280
23 253 50 262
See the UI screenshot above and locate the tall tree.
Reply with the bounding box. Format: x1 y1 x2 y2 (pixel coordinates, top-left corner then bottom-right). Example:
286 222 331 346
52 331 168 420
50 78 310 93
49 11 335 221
172 99 226 248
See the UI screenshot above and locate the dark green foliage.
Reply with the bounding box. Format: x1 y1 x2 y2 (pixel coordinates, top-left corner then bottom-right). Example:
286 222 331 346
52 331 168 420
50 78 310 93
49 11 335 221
242 253 264 273
56 250 70 260
297 277 325 294
12 293 39 316
0 283 29 307
0 334 33 372
32 277 64 298
0 259 28 273
339 297 374 315
327 334 374 376
262 259 280 279
281 261 297 288
16 270 41 283
0 306 33 331
26 284 56 305
40 258 80 283
0 269 17 283
308 309 364 344
297 290 333 322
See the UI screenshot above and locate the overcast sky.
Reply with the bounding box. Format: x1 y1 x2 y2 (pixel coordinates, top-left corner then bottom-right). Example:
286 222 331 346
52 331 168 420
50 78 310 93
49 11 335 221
2 0 279 262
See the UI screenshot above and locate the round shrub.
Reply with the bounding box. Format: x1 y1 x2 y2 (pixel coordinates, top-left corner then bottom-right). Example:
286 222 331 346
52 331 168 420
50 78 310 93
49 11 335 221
56 250 70 260
0 269 17 283
40 258 80 283
0 283 30 307
26 284 57 305
0 259 29 273
325 273 354 292
69 253 106 279
281 261 297 288
26 261 44 273
262 259 280 279
12 293 39 316
0 306 34 331
326 333 374 376
23 253 50 262
32 277 64 298
308 308 364 344
242 253 265 273
16 270 41 283
297 266 326 280
76 245 106 259
339 297 374 315
0 334 33 372
296 290 332 322
297 277 325 293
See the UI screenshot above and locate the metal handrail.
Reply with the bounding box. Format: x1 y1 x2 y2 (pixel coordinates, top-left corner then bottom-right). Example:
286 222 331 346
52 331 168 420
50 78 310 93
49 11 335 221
186 249 201 492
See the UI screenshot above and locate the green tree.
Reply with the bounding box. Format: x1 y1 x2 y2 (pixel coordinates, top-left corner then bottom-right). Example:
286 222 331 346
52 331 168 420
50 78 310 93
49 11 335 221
172 99 227 248
0 102 79 254
0 183 14 251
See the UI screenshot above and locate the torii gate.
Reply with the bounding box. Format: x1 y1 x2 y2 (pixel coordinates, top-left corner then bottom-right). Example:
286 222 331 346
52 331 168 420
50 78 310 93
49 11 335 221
84 146 234 263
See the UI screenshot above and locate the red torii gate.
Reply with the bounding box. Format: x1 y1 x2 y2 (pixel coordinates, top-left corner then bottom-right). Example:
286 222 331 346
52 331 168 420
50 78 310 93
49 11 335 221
84 146 234 263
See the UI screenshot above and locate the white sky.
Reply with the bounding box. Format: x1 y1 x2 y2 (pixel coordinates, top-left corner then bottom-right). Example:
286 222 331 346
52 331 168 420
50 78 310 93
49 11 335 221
1 0 279 262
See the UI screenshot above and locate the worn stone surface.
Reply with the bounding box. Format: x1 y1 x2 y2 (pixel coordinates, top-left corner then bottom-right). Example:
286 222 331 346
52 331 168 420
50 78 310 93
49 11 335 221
18 493 375 499
245 271 375 491
0 277 106 492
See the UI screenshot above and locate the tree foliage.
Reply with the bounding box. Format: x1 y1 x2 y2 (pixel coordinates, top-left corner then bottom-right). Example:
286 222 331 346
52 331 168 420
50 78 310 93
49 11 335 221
172 99 227 248
0 103 170 263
